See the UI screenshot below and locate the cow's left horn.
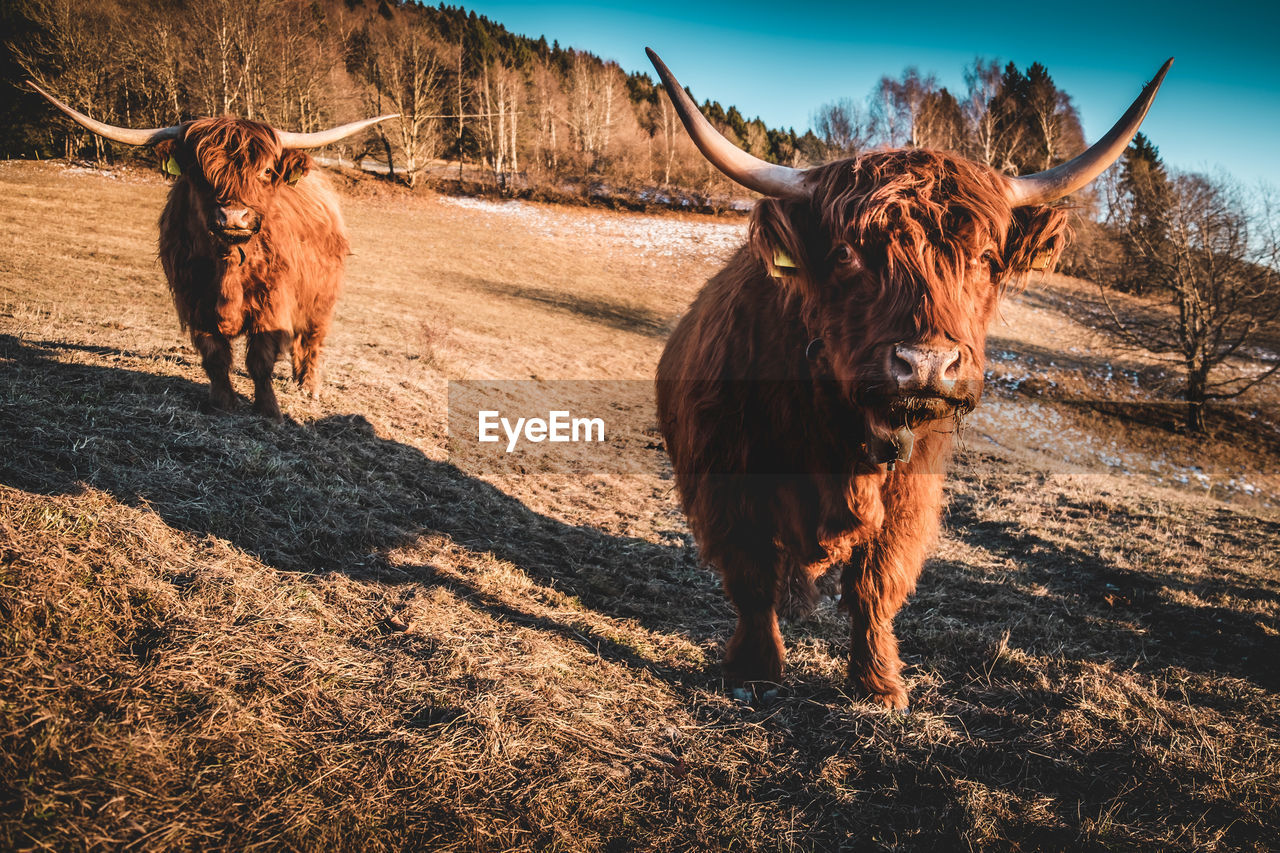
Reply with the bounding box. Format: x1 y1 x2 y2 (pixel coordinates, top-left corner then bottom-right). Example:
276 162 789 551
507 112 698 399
647 48 810 199
1006 59 1173 207
276 115 399 150
30 80 180 146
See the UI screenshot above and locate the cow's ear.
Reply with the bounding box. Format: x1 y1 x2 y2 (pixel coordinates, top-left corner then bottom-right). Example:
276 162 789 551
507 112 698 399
749 197 812 287
155 140 182 178
275 150 312 186
1004 205 1071 277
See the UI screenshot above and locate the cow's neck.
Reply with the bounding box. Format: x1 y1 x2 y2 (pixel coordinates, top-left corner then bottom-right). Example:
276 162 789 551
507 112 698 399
222 244 248 266
205 235 267 277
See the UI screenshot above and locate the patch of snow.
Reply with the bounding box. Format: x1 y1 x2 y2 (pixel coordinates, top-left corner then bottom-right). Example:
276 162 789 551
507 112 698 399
436 195 746 264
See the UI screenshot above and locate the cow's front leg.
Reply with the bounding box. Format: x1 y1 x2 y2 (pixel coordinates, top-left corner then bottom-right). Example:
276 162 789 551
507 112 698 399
192 330 235 412
843 556 910 710
246 330 289 422
841 468 944 710
717 531 785 689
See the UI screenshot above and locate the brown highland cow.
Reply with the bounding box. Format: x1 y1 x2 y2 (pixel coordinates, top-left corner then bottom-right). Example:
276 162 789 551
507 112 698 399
648 49 1171 709
32 82 394 421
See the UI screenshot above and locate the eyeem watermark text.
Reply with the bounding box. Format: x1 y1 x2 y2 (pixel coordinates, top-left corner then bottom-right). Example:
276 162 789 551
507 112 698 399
478 410 606 453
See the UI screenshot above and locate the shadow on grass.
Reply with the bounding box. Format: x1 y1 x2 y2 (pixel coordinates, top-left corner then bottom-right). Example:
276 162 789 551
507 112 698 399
3 332 1277 848
2 332 1275 694
941 479 1280 693
462 273 674 338
0 334 718 686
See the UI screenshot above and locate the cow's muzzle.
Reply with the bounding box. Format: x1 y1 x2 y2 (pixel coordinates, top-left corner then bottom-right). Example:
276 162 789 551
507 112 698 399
212 206 261 243
890 343 961 394
870 343 978 426
887 392 974 427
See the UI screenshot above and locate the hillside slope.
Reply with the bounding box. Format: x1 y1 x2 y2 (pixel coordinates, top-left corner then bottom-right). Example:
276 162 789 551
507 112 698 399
1 161 1277 851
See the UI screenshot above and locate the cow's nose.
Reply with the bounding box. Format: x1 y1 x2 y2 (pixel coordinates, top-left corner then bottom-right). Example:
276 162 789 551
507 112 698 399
216 207 254 230
891 344 962 393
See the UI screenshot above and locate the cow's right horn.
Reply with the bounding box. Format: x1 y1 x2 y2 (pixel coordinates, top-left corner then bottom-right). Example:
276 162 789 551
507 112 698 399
30 80 180 146
647 48 810 200
1006 59 1173 207
275 115 399 150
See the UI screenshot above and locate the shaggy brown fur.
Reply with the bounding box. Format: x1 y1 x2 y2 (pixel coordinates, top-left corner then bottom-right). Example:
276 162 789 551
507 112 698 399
657 149 1068 708
155 117 348 421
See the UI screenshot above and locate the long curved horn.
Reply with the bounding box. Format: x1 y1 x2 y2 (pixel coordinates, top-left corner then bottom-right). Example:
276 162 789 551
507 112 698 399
1007 59 1173 207
276 115 398 150
646 48 809 199
30 80 180 146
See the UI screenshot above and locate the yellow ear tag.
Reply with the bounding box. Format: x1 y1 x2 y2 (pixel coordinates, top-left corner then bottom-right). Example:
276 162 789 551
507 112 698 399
770 248 798 277
286 166 302 186
1029 250 1053 271
163 155 181 177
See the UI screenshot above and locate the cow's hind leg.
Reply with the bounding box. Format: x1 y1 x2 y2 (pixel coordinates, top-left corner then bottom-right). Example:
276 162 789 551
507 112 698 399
192 331 235 412
717 530 785 690
247 330 289 422
291 327 325 400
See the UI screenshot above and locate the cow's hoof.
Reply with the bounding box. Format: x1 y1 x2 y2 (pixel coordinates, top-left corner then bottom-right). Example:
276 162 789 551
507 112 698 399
253 404 284 424
730 683 781 707
201 397 237 414
849 672 909 711
723 648 783 688
867 691 909 712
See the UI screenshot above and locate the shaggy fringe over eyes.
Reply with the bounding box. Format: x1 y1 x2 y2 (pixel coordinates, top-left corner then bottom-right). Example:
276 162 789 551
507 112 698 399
821 151 1011 332
750 149 1072 332
185 118 282 201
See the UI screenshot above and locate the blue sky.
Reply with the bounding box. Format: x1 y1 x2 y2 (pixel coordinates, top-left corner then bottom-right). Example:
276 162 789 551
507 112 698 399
457 0 1280 189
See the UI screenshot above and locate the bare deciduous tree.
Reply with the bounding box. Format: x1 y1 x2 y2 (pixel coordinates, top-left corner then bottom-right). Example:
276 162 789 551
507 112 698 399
563 52 619 171
13 0 123 160
1021 64 1084 171
474 58 521 190
1098 172 1280 431
368 14 448 187
652 90 680 186
961 57 1002 167
812 97 865 160
528 58 562 179
868 67 938 149
914 88 964 151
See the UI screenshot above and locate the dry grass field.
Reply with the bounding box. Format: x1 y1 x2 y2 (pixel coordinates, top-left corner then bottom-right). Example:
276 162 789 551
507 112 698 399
1 159 1278 851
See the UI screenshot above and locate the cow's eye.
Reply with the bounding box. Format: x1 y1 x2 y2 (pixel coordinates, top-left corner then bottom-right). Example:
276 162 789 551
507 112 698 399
833 244 862 271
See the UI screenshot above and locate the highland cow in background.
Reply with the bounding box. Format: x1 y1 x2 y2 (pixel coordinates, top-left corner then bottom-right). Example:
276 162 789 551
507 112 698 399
32 82 395 421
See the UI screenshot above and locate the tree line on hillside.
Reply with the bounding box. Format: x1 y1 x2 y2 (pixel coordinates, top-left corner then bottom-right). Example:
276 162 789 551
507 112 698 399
5 0 1088 201
3 0 1277 428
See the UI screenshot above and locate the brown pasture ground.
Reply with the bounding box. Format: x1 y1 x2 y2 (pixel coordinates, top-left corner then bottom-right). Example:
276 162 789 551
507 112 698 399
1 160 1278 851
